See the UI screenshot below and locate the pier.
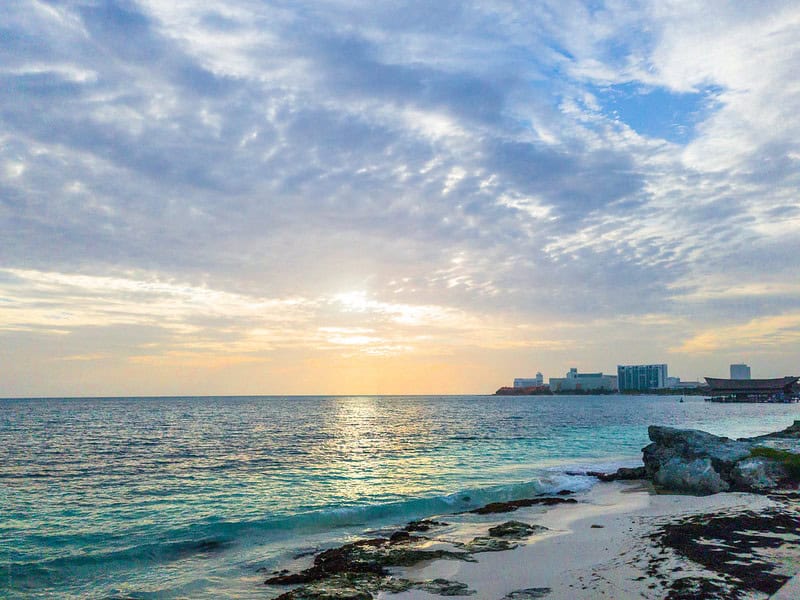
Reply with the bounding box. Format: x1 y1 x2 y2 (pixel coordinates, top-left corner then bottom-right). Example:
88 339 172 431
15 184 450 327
704 376 800 403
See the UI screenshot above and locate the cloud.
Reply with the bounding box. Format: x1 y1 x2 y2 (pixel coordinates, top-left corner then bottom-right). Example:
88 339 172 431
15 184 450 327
1 0 799 393
674 312 800 355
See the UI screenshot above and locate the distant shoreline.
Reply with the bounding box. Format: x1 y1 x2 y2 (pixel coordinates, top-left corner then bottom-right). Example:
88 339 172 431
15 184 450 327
494 387 709 396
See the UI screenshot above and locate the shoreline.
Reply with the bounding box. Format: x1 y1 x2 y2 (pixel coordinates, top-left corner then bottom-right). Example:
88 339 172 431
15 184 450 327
382 481 797 599
266 480 800 600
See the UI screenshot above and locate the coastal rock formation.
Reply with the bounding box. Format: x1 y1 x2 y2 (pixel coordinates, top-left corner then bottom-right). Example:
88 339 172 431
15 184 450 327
641 424 800 495
266 504 570 598
460 521 548 553
591 423 800 495
652 457 730 494
501 589 551 599
403 519 448 532
469 496 577 515
270 573 476 600
730 457 789 490
462 537 519 552
748 420 800 440
586 466 646 482
643 426 752 481
488 521 547 538
264 537 470 586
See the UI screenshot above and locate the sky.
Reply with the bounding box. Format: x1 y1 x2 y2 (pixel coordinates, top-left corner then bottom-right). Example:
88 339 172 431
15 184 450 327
2 0 800 396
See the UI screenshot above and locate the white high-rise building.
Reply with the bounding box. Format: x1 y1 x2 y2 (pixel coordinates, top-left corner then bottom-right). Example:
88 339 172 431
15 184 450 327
730 364 751 380
617 364 668 391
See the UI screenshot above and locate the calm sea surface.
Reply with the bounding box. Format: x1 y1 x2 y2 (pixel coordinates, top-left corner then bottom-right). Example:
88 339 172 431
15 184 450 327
2 394 798 598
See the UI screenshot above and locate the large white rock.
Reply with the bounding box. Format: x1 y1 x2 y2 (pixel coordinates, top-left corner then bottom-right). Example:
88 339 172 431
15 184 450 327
653 457 730 495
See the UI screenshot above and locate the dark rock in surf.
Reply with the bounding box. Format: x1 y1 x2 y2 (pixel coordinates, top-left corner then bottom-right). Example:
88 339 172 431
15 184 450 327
403 519 448 532
470 496 577 515
265 536 469 586
587 466 646 482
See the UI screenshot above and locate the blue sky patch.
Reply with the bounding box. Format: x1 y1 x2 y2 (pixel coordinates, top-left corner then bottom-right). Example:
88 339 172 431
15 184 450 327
595 83 722 143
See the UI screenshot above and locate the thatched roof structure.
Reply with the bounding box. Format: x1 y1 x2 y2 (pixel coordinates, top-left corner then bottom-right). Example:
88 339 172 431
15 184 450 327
704 376 798 395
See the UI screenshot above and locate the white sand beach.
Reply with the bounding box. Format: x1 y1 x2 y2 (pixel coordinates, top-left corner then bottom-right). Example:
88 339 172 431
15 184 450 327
380 481 798 600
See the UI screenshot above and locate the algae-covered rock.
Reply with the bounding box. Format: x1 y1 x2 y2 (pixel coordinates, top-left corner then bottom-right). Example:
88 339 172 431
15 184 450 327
415 578 475 596
461 536 518 552
388 531 411 543
272 573 380 600
272 573 475 599
731 457 789 490
501 589 551 599
404 519 448 532
265 537 470 586
588 466 646 481
487 521 547 538
470 496 576 515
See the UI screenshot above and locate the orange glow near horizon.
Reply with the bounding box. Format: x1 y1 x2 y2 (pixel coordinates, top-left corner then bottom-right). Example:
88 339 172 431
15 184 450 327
1 268 799 397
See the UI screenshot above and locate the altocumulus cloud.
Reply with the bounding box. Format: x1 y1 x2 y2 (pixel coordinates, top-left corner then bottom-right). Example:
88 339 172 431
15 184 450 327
1 0 799 394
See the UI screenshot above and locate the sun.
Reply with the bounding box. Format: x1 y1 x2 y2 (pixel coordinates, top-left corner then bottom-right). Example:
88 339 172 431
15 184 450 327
333 291 373 312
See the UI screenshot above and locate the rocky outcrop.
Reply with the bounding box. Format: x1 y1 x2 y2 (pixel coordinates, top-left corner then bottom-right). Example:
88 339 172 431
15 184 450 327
488 521 547 538
730 457 789 490
403 519 447 532
469 496 576 515
653 457 730 494
643 426 753 480
501 589 551 599
264 537 469 586
587 466 647 482
271 573 476 600
747 420 800 440
641 425 800 495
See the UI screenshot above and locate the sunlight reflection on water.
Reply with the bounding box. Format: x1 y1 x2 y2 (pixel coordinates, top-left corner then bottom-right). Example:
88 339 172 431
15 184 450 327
1 394 798 598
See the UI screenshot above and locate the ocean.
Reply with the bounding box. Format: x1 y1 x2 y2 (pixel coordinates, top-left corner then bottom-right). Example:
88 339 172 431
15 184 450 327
2 394 798 599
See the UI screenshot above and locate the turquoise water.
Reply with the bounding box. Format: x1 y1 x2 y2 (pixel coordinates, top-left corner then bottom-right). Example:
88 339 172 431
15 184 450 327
2 394 798 598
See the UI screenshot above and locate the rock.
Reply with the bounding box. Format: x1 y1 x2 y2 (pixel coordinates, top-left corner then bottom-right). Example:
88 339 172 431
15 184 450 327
265 537 469 586
730 457 789 490
470 497 577 515
388 531 410 543
653 457 730 495
272 572 477 600
403 519 448 532
640 425 800 494
642 426 754 493
587 466 646 482
272 573 380 600
501 589 551 599
644 426 753 479
415 578 475 596
748 420 800 440
462 537 518 552
487 521 547 538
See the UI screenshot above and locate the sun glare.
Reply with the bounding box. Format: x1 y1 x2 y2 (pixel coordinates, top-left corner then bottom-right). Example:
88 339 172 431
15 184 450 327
333 291 373 312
